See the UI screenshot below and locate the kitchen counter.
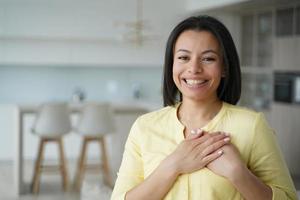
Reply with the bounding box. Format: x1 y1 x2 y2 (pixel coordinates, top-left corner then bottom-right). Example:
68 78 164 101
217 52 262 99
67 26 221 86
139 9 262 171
17 100 161 113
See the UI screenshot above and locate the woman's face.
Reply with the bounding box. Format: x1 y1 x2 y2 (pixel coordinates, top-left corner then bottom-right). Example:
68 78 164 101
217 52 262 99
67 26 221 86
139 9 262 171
172 30 224 102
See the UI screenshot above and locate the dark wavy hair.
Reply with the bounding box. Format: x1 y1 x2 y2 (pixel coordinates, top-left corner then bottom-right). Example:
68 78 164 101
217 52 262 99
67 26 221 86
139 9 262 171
162 15 241 106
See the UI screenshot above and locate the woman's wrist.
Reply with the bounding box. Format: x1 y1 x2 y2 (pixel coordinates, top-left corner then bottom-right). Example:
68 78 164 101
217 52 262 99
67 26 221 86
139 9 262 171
161 156 181 179
227 164 249 184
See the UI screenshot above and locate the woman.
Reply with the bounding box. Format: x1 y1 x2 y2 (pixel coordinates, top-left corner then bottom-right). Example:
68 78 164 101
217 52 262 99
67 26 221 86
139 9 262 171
111 15 297 200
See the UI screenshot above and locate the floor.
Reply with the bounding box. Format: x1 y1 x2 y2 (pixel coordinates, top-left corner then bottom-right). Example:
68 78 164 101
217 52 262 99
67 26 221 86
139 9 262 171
0 160 112 200
1 161 300 200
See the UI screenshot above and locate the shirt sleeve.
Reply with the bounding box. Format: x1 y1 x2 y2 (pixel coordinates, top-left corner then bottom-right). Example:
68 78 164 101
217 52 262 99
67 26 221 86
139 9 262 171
111 118 144 200
248 113 298 200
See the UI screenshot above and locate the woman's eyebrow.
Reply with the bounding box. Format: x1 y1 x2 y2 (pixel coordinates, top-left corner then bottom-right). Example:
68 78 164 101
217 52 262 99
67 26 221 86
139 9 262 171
175 49 191 53
175 49 219 55
201 49 219 55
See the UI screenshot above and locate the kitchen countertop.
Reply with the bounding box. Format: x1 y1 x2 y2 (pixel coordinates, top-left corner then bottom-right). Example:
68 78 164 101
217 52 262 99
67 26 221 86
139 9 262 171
16 100 162 114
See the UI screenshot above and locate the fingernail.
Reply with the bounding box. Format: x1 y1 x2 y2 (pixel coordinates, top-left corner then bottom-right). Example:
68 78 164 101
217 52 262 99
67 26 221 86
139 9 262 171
197 128 203 134
224 137 230 142
218 150 223 154
190 129 197 135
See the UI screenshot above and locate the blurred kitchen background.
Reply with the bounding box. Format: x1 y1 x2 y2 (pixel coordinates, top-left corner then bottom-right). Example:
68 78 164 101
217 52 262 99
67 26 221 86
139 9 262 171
1 0 300 199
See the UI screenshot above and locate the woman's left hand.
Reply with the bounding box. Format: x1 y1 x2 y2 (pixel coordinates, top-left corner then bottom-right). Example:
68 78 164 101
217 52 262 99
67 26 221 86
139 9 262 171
206 135 273 200
206 142 246 181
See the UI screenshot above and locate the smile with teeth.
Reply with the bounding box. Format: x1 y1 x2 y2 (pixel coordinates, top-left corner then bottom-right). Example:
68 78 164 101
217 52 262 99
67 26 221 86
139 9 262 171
184 79 208 86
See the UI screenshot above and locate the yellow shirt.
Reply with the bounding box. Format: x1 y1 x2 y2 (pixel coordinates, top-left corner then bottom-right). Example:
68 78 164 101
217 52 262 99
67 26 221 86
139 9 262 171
111 102 298 200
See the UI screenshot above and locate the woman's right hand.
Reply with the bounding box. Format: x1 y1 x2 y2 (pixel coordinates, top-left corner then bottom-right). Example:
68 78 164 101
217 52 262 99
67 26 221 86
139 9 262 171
163 130 230 176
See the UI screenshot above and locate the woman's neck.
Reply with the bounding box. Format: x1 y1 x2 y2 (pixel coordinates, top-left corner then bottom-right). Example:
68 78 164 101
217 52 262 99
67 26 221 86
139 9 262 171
178 98 222 130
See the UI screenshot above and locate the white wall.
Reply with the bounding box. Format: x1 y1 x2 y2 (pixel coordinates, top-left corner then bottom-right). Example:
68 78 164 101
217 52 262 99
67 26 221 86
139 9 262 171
0 105 17 160
186 0 249 12
0 0 187 67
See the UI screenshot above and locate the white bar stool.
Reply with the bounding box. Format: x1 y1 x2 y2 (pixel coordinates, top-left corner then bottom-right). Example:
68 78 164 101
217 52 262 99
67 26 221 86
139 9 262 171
31 102 71 194
73 102 115 191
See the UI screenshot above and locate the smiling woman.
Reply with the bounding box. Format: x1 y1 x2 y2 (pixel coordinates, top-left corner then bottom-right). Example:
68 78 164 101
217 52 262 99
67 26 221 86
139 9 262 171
111 15 298 200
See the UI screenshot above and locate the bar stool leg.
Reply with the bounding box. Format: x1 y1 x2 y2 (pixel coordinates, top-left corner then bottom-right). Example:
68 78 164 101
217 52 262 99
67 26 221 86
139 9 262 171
58 138 69 191
74 137 88 191
31 138 46 194
99 137 113 188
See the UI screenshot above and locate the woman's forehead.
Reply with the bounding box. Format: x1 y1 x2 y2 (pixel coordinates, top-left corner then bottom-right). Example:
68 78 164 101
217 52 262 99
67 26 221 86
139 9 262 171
174 30 221 55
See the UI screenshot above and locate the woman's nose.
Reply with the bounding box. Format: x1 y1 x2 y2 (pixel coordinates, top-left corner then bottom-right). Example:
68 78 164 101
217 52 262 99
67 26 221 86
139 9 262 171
188 59 202 74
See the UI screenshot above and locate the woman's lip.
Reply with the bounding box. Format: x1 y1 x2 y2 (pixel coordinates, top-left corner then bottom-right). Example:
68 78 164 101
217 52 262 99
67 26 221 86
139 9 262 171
184 79 207 84
183 78 209 88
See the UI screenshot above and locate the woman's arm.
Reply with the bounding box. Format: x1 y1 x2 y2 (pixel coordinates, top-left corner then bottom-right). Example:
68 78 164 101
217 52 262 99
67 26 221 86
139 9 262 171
207 113 298 200
229 164 272 200
207 144 272 200
124 155 179 200
247 113 297 199
125 131 230 200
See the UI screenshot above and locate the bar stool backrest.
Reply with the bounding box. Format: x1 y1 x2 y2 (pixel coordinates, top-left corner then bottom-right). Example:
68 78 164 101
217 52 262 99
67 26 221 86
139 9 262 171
32 102 71 137
76 103 115 136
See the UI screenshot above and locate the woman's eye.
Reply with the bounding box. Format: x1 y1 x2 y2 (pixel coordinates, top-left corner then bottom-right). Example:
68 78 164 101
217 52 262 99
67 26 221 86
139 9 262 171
202 57 215 62
178 56 189 61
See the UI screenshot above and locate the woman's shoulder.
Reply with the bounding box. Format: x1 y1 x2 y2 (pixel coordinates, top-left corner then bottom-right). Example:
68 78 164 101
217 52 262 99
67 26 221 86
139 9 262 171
223 102 262 122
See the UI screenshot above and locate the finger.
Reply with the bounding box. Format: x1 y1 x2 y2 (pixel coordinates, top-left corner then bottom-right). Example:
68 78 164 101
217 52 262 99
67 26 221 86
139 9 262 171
200 132 229 146
201 137 230 156
201 149 223 165
191 133 229 154
186 128 204 140
209 131 230 137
